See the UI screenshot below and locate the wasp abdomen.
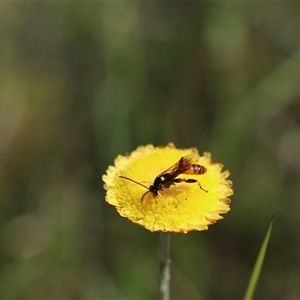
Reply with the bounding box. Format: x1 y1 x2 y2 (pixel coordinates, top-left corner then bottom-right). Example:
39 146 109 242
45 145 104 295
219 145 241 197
183 164 207 175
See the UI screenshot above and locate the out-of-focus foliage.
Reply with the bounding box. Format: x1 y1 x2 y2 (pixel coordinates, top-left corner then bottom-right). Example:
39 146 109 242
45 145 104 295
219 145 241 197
1 3 300 299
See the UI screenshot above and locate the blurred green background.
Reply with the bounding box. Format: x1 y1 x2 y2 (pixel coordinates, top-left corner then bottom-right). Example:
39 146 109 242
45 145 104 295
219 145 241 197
1 2 300 299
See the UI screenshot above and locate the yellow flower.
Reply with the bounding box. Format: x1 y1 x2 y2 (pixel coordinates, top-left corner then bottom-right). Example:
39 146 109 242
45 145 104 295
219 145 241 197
102 143 233 233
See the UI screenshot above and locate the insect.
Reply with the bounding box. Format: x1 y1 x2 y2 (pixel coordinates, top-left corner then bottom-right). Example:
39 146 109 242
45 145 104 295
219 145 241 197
119 153 208 201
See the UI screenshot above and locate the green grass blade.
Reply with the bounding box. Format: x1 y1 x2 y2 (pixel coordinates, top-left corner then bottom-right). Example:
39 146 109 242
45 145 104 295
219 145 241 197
243 215 274 300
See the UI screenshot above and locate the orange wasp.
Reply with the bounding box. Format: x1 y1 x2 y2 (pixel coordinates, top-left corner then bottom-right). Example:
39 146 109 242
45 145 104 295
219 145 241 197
119 153 208 201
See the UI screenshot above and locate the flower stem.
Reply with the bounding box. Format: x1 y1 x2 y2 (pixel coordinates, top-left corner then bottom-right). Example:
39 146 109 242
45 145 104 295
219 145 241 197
158 232 171 300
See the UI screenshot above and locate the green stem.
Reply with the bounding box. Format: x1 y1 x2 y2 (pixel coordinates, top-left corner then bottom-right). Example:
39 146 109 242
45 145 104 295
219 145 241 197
158 232 171 300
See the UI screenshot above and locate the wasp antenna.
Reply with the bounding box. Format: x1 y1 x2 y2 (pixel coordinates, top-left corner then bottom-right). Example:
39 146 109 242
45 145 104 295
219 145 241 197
119 175 149 190
141 190 151 202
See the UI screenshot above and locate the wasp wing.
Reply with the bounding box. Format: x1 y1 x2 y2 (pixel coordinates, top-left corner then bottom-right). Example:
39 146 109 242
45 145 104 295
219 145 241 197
158 152 199 177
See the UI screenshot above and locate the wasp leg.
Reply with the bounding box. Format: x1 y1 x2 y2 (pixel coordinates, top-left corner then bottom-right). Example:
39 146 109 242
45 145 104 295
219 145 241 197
173 178 208 193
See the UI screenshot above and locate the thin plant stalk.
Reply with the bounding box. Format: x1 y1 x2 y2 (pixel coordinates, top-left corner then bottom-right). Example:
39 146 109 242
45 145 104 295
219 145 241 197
244 215 274 300
158 232 171 300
